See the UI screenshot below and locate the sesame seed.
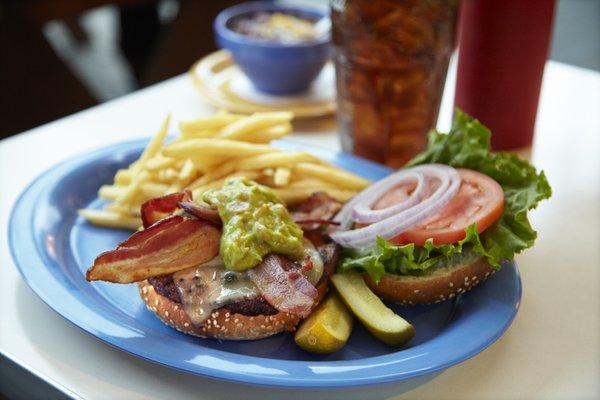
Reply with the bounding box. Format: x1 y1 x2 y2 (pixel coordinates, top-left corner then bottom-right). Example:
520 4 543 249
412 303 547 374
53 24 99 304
165 311 169 317
449 293 455 299
472 276 477 280
154 299 159 306
485 272 490 278
174 305 178 311
236 323 243 328
220 326 226 331
169 319 174 324
142 286 147 294
225 312 230 318
234 318 239 323
260 325 266 329
449 282 454 287
225 318 230 323
464 276 469 282
413 289 420 293
184 322 190 327
144 297 148 302
199 309 204 315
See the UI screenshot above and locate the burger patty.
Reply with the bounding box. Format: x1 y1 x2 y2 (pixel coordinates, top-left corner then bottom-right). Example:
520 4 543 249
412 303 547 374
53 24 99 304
148 243 339 317
148 275 182 303
224 297 278 316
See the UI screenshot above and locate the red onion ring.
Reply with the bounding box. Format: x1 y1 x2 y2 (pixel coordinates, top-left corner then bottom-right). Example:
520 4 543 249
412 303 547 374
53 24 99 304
351 171 426 223
330 164 460 248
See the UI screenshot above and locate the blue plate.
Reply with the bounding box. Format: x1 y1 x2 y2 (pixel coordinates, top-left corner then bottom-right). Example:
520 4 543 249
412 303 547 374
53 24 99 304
9 139 521 390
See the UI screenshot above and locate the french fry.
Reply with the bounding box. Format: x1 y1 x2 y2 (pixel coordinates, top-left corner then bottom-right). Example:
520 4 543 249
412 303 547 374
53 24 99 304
179 114 243 136
235 151 318 171
145 155 176 172
105 201 143 216
180 129 216 139
244 123 292 143
178 159 196 182
115 170 150 204
273 167 291 186
167 183 182 193
140 182 170 198
156 168 179 183
98 185 125 201
274 188 358 205
294 163 371 190
114 169 134 185
191 170 261 199
164 139 279 158
78 209 141 230
216 112 293 141
189 155 231 172
186 161 237 189
138 116 171 167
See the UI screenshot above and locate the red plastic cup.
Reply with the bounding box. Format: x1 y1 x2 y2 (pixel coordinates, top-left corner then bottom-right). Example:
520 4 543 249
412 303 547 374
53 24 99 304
454 0 556 151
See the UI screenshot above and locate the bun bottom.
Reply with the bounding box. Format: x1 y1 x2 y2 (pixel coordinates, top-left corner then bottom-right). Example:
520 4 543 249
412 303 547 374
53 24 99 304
138 281 300 340
364 257 496 305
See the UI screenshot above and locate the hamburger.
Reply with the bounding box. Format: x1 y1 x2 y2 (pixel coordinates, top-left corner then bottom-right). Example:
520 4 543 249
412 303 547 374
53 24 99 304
86 181 342 340
331 111 551 304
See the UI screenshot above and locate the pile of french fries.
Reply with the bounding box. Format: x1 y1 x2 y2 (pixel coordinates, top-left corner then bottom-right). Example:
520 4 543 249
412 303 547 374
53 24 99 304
79 111 370 230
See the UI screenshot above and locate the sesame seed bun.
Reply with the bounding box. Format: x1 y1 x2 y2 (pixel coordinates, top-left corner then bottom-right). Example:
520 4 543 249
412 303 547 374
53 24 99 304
363 257 496 305
138 281 301 340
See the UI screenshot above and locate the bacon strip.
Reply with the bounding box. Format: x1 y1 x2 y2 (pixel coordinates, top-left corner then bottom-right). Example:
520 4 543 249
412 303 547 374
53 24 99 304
141 191 192 228
86 215 221 283
293 192 342 231
177 201 221 225
247 255 317 318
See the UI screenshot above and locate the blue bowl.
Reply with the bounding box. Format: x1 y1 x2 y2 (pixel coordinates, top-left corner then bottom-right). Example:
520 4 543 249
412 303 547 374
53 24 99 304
214 1 331 95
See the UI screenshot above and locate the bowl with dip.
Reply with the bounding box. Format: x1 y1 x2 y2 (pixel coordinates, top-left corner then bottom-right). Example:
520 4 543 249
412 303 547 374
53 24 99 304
214 1 331 95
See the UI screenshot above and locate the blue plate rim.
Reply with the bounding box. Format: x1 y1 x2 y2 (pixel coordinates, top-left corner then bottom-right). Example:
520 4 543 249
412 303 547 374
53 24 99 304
8 138 522 389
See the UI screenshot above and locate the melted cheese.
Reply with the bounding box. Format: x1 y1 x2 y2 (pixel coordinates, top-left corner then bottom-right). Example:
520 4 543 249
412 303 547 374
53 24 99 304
173 243 325 326
173 259 259 326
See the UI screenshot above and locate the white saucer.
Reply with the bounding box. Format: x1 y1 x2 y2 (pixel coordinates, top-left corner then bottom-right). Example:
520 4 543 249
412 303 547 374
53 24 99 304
228 63 335 106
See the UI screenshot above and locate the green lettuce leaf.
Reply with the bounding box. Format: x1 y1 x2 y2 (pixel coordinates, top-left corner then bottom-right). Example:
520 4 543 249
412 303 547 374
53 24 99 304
340 109 552 281
339 224 491 281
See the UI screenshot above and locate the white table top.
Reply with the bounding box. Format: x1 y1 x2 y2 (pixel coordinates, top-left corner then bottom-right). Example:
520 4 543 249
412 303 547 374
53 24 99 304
1 60 599 400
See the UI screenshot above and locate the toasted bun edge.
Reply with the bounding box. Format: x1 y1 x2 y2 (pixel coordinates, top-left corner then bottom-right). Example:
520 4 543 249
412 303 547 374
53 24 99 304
364 257 496 305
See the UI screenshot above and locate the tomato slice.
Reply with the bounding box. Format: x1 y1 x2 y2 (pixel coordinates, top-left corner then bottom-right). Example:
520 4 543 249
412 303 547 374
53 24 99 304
373 168 505 246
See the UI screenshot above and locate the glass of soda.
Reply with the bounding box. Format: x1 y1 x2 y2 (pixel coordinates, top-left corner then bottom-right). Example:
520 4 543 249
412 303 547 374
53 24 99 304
332 0 458 168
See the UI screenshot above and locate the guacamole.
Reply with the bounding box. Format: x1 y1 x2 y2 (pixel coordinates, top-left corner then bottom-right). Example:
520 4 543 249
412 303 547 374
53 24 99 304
202 178 304 271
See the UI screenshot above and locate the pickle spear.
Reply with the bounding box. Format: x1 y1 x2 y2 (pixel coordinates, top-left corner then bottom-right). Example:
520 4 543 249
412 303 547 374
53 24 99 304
331 272 415 347
295 293 353 354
